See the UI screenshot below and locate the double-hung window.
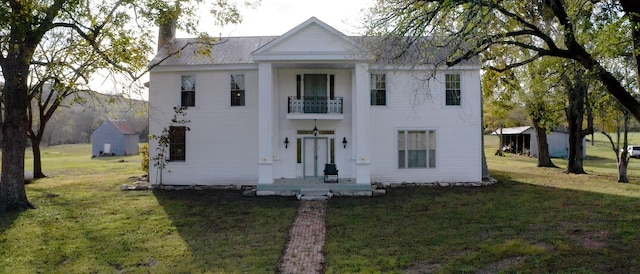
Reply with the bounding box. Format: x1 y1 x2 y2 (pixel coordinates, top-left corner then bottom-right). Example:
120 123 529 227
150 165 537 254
169 126 187 161
445 74 461 106
181 75 196 107
231 74 245 106
398 130 436 168
370 73 386 106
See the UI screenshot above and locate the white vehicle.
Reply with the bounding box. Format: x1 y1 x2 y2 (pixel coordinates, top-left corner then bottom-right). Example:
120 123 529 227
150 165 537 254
628 145 640 158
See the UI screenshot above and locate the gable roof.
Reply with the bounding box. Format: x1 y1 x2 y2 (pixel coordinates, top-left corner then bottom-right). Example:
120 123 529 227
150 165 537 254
109 119 137 135
251 17 365 59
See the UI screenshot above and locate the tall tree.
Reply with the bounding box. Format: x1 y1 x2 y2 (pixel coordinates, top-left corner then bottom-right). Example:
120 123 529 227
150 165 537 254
365 0 640 122
483 55 564 167
525 59 565 168
561 63 594 174
0 0 245 213
26 26 101 178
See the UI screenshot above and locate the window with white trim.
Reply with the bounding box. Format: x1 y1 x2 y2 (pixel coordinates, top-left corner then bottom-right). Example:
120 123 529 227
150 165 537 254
370 73 386 106
445 74 461 106
230 74 245 106
181 75 195 107
398 130 436 168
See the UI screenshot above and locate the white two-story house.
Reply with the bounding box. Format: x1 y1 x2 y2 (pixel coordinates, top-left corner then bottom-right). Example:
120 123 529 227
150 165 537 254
148 17 483 194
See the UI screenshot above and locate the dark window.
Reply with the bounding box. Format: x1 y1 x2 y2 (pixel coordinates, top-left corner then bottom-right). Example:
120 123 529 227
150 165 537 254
231 74 245 106
330 74 335 100
370 74 386 106
445 74 461 106
330 138 335 164
181 75 195 107
169 126 186 161
296 138 302 164
296 74 301 99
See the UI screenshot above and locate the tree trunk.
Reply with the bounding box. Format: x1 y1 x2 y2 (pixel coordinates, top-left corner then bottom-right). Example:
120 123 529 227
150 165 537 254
619 152 629 183
0 58 33 213
564 69 591 174
566 116 586 174
621 0 640 90
531 119 557 168
27 93 59 179
618 112 630 183
30 134 46 179
494 125 505 156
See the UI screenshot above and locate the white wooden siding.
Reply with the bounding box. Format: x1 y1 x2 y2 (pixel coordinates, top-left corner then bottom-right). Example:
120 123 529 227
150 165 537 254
368 69 483 183
530 130 586 159
148 70 259 185
150 67 482 185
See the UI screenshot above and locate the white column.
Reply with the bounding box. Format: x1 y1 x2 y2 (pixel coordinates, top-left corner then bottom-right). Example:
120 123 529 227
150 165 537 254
352 63 371 184
258 62 274 184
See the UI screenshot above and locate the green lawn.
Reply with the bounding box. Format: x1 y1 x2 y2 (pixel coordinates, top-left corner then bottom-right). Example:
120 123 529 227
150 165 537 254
325 133 640 273
2 133 640 273
1 145 298 273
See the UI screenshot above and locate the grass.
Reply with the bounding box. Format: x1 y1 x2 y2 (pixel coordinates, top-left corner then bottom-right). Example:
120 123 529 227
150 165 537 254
3 132 640 273
325 133 640 273
1 145 298 273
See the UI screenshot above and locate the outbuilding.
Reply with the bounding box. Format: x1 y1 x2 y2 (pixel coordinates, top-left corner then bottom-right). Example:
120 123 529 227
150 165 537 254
92 119 139 156
492 126 586 159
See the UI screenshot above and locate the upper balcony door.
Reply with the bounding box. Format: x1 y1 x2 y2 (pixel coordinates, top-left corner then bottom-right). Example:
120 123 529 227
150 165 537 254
303 74 328 113
288 73 343 119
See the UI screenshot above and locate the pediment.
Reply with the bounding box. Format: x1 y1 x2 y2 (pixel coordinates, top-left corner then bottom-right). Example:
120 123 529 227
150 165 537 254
252 17 367 61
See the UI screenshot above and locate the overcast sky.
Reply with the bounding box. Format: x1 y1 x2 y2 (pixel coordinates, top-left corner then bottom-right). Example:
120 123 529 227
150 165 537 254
185 0 375 37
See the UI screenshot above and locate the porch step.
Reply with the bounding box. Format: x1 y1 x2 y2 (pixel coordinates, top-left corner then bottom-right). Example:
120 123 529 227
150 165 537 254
297 188 331 200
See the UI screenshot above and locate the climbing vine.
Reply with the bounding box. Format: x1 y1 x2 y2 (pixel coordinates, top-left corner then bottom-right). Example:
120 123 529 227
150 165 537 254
150 106 190 184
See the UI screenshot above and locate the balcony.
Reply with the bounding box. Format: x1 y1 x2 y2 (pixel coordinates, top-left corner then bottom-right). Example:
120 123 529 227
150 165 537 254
287 96 344 120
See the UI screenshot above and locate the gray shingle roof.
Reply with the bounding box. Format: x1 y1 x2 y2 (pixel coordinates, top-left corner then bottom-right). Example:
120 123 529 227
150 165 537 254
150 36 480 67
150 36 277 66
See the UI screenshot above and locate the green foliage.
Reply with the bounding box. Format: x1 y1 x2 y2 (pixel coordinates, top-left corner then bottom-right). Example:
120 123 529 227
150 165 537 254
0 0 253 212
140 143 149 173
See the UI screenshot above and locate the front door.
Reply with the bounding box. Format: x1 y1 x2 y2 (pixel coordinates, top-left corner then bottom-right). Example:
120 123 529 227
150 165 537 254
304 74 327 113
304 137 328 177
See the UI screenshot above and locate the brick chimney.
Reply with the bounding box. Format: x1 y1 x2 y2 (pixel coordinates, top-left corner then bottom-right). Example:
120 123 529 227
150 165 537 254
157 16 177 52
157 1 180 52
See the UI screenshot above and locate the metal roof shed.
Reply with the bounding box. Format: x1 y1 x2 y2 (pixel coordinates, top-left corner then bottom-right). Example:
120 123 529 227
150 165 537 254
91 119 139 156
492 126 586 159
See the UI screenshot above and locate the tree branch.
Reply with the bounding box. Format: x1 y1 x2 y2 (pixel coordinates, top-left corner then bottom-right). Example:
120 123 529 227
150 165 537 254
486 54 542 72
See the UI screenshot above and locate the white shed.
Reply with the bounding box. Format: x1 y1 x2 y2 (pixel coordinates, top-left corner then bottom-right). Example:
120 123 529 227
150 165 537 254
492 126 586 159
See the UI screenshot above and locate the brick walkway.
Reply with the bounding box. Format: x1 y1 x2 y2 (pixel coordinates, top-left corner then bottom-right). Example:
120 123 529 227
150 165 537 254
278 200 327 274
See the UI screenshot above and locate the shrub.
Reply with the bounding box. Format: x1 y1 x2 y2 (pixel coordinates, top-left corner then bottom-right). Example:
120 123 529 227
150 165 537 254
140 143 149 173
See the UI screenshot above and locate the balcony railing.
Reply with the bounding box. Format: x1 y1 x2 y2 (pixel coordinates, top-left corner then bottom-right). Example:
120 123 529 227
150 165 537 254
288 96 343 114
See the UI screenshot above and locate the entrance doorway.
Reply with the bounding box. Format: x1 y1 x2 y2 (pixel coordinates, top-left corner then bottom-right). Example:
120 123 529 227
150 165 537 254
303 137 328 177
